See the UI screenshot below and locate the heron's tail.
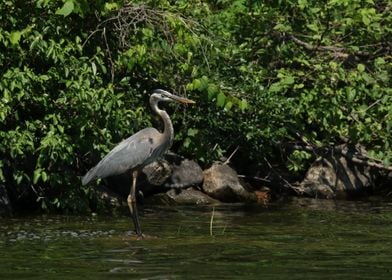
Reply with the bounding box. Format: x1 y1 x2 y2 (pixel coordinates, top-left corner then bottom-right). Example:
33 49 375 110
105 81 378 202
81 167 97 185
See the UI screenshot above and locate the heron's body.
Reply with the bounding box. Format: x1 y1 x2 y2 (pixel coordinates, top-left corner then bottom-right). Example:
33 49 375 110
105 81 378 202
82 89 194 238
82 127 170 185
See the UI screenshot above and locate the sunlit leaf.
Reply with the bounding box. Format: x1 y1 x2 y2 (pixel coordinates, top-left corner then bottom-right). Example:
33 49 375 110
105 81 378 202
187 128 198 136
9 31 21 45
306 23 319 32
91 62 97 75
224 101 233 111
239 99 248 111
56 1 74 17
217 92 226 107
33 169 41 184
357 64 365 72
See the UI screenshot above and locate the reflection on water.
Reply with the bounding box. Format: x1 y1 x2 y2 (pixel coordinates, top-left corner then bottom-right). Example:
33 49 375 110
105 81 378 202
1 198 392 279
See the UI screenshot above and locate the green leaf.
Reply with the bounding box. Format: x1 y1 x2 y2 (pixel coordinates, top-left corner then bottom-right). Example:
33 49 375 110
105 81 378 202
91 62 97 75
217 92 226 107
56 1 74 17
104 2 118 12
183 137 191 148
186 82 194 91
375 57 385 67
269 82 282 93
224 101 233 111
239 99 248 111
187 128 198 137
40 75 50 81
282 76 295 85
9 31 21 45
347 89 356 102
298 0 308 9
33 169 41 184
200 76 209 91
207 84 218 100
193 79 201 90
357 64 365 72
294 83 304 89
273 23 292 32
306 23 319 32
41 171 48 182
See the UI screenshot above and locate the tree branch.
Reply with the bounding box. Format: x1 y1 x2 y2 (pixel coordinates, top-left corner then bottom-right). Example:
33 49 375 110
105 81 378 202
289 143 392 172
288 35 349 58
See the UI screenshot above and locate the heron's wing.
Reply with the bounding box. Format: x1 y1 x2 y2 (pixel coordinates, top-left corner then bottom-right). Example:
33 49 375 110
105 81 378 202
82 128 163 185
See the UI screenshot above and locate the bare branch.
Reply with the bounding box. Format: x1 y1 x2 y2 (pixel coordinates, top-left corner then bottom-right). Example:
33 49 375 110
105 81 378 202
102 27 115 83
82 3 209 80
264 157 303 193
289 143 392 172
223 146 239 165
288 35 349 58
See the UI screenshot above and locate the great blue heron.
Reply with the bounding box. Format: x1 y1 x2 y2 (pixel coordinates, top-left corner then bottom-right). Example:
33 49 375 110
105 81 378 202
82 89 195 237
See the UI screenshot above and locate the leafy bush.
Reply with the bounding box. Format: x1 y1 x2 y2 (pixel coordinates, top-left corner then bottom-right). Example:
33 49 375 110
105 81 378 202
1 0 391 212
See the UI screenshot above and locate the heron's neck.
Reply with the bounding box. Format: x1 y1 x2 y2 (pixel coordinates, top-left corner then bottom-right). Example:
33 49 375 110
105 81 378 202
151 101 174 144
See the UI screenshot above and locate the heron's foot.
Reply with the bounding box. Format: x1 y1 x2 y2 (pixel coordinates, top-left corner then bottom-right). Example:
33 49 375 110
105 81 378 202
124 231 158 240
134 230 145 240
123 230 143 240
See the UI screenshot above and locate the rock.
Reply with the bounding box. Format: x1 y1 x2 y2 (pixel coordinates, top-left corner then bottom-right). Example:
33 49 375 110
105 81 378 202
300 153 373 199
142 159 172 186
147 188 219 205
0 185 12 216
140 159 172 196
167 188 219 205
202 163 257 202
103 157 200 198
104 158 172 197
165 159 203 189
254 188 271 205
95 185 127 209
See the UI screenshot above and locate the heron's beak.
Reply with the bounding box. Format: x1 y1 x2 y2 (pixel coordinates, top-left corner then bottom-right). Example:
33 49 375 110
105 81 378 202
170 95 196 104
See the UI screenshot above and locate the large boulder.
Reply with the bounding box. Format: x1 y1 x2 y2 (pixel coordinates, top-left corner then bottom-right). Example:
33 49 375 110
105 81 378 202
165 159 203 189
146 188 219 205
202 163 257 202
142 159 172 186
95 185 127 211
165 188 219 205
300 153 373 198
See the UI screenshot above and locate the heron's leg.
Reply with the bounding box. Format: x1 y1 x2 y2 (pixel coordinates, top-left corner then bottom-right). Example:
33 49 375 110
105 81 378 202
127 170 143 237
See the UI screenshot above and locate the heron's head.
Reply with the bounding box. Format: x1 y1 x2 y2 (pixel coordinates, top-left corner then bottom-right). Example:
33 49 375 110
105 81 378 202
151 89 195 105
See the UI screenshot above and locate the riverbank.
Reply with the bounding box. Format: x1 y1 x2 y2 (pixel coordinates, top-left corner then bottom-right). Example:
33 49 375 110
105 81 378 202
2 147 391 217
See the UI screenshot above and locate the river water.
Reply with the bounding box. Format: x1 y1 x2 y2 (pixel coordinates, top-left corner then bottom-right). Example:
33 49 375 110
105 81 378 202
1 198 392 279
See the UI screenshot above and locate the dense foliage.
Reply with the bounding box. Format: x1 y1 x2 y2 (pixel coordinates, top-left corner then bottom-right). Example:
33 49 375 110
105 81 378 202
1 0 391 212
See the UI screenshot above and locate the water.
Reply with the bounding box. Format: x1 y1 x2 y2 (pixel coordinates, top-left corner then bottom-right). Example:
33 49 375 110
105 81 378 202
1 198 392 279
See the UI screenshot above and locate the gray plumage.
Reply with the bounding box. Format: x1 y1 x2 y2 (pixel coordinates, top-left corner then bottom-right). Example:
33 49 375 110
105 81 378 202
81 89 195 237
82 127 169 185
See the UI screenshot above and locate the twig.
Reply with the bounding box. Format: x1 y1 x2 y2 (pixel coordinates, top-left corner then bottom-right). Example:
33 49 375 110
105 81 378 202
30 184 45 200
83 3 210 69
264 157 302 193
210 206 215 237
358 97 385 113
221 224 227 235
82 28 103 48
237 174 271 183
288 35 349 58
102 27 115 83
223 146 239 165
